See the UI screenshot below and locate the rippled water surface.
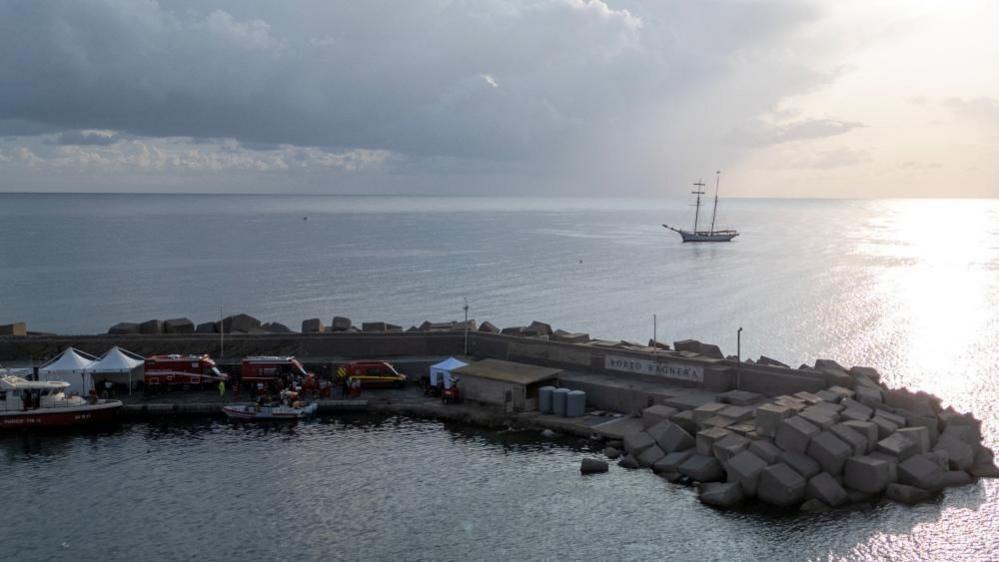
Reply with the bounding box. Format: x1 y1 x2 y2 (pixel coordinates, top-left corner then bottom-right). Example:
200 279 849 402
1 418 996 562
1 194 999 560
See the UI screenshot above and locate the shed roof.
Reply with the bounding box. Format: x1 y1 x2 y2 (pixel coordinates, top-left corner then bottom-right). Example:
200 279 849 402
453 359 560 385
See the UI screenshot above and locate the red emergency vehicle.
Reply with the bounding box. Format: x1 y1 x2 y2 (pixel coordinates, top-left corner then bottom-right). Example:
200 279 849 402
240 356 311 388
335 361 407 389
144 354 228 392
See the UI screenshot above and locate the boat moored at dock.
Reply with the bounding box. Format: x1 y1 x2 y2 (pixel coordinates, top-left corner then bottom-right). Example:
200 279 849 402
0 376 122 429
222 400 318 421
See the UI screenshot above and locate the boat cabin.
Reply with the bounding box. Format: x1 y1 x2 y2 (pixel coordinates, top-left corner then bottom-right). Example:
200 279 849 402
0 376 76 411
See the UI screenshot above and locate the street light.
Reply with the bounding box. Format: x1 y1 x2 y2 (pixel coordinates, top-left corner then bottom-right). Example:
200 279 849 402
736 327 743 389
463 298 469 356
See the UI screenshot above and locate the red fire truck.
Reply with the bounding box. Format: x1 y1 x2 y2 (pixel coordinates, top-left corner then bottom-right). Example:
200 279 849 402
240 356 311 393
144 354 228 392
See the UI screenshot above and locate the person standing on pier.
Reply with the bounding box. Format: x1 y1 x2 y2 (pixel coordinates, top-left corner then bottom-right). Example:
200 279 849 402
218 379 225 399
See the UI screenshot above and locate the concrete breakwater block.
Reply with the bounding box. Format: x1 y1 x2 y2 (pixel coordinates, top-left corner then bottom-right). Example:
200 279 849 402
755 403 793 437
223 313 261 333
552 329 589 344
580 458 609 474
618 455 640 469
642 404 679 429
637 445 666 468
897 427 931 454
678 454 724 482
693 402 727 424
262 322 292 333
0 322 27 336
806 472 848 507
749 440 782 465
757 463 807 507
877 433 919 461
109 322 140 335
139 319 163 334
696 427 731 456
898 454 945 490
885 483 933 505
302 318 325 333
830 424 869 456
941 470 973 488
669 410 699 435
196 321 217 333
844 456 893 494
163 318 194 334
843 420 879 453
603 447 621 460
653 451 694 474
779 451 821 479
717 389 762 406
854 385 883 409
623 430 656 455
647 421 694 453
726 450 768 495
775 416 820 454
477 321 498 333
713 434 750 464
934 435 975 470
698 482 744 508
871 416 900 440
807 431 852 475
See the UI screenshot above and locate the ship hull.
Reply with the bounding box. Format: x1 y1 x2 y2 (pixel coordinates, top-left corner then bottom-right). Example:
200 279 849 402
678 230 739 242
0 401 122 429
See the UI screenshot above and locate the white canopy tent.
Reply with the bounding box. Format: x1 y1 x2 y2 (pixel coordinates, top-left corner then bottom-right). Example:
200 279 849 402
38 347 97 396
88 346 145 394
429 357 467 390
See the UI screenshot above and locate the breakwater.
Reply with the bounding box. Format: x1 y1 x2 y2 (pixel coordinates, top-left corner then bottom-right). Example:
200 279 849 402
2 316 996 513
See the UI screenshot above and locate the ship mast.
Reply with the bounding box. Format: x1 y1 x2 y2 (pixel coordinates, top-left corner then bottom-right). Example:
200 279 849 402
692 179 705 232
709 171 721 234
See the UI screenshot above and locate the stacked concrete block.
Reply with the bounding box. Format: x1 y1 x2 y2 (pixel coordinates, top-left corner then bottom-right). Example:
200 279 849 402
904 414 939 446
719 405 754 423
642 404 679 429
139 319 163 334
933 436 975 471
854 385 883 409
669 410 699 435
877 433 920 461
898 454 945 491
779 451 821 479
844 456 893 494
653 451 694 474
713 434 751 464
775 416 820 454
648 421 695 453
774 396 808 412
302 318 325 333
195 322 217 334
163 318 195 334
940 470 973 488
678 454 725 482
799 407 838 430
696 427 731 456
806 472 849 507
868 452 900 483
896 427 931 454
843 420 879 453
716 389 762 406
698 482 745 508
830 424 869 456
693 402 728 424
757 463 807 507
637 445 667 468
623 431 656 455
726 450 768 495
794 391 824 405
701 416 735 429
816 390 842 403
828 386 855 401
807 431 853 475
749 441 782 465
109 322 140 334
871 416 900 439
885 483 932 505
755 403 793 437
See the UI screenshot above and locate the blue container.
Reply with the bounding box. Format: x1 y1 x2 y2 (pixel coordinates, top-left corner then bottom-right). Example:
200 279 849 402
566 390 586 418
538 386 556 414
553 388 570 417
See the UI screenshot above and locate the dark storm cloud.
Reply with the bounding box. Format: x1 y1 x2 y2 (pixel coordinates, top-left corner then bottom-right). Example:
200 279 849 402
0 0 843 192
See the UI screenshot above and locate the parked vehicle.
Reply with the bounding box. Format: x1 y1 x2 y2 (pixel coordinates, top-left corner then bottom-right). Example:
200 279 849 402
144 354 228 392
241 356 311 394
335 361 407 389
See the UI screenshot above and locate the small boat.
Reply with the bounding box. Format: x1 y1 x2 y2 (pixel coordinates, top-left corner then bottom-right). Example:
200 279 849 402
0 375 122 429
663 171 739 242
222 402 318 420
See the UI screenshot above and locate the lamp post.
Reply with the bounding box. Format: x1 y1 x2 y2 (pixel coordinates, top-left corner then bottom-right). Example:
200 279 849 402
463 298 469 356
220 305 224 359
652 314 658 356
736 326 743 389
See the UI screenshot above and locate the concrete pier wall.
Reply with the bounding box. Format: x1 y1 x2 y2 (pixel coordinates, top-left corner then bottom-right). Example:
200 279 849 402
1 331 831 398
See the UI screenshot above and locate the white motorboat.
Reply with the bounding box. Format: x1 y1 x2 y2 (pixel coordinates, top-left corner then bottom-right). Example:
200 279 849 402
222 401 318 420
0 375 122 429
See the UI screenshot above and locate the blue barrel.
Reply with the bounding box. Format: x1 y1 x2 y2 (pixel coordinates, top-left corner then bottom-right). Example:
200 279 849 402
553 388 570 417
538 386 556 414
566 390 586 418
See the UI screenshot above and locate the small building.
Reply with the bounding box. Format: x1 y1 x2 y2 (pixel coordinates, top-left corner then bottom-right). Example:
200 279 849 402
453 359 561 412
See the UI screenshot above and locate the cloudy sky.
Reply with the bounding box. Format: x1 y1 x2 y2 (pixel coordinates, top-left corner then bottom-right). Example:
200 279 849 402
0 0 996 197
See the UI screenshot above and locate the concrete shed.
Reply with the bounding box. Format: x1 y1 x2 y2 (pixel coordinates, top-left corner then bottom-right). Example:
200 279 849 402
453 359 561 412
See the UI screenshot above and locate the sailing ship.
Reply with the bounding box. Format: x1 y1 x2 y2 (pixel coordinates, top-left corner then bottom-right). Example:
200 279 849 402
663 171 739 242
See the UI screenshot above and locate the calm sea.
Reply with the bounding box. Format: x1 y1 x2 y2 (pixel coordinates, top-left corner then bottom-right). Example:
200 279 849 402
1 193 998 560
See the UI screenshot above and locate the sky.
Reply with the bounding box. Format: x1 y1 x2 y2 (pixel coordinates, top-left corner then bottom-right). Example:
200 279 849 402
0 0 997 198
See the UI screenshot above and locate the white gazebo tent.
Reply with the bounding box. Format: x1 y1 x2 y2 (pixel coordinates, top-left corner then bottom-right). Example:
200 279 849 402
89 346 145 395
38 347 97 396
429 357 468 390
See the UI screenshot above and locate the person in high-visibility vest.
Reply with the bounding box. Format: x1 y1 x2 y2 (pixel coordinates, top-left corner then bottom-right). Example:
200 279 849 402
218 380 226 398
